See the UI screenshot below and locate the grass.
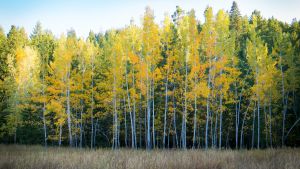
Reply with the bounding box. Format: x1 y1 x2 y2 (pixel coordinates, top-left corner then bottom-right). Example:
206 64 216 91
0 145 299 169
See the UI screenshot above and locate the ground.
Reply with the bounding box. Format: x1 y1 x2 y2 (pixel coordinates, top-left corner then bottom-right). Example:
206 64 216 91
0 145 299 169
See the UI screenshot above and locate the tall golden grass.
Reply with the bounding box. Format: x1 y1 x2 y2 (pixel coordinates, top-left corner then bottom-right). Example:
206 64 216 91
0 145 299 169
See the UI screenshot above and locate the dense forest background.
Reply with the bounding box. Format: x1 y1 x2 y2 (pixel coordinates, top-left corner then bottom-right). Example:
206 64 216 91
0 2 299 149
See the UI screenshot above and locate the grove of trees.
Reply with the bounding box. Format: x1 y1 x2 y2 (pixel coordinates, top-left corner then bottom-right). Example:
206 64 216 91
0 2 299 149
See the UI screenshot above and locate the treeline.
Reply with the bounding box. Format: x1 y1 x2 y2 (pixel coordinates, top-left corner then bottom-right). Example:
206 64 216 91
0 2 299 149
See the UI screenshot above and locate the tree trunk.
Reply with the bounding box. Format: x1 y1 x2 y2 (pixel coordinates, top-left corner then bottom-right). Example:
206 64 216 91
125 54 135 148
139 79 143 148
146 63 151 149
173 85 178 148
66 68 73 147
139 92 142 148
59 123 62 147
256 67 260 149
163 67 169 148
205 55 212 149
285 118 300 141
252 101 256 149
42 73 47 148
124 95 128 147
144 108 147 148
264 101 267 147
192 92 197 149
90 63 94 149
269 92 272 147
90 107 94 148
192 64 198 148
74 110 78 148
132 69 137 148
210 110 213 147
80 60 85 149
14 130 17 144
182 50 188 149
235 82 239 149
167 126 170 148
214 112 218 148
292 89 297 118
257 92 260 149
93 119 98 147
112 59 118 149
219 94 223 149
240 101 251 149
80 101 83 148
42 101 47 147
152 79 155 148
280 53 286 146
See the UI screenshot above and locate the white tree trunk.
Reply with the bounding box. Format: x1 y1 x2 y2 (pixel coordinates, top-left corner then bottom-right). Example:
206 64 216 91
173 86 178 148
219 94 223 149
124 95 128 147
90 69 94 149
112 59 118 149
146 63 151 149
41 72 47 148
192 63 198 148
256 70 260 149
125 53 135 148
152 79 155 148
235 82 239 149
269 92 272 147
182 50 188 149
132 69 137 148
205 56 212 149
163 68 169 148
59 123 62 147
42 101 47 147
66 67 73 147
192 93 197 149
252 101 256 149
91 55 95 148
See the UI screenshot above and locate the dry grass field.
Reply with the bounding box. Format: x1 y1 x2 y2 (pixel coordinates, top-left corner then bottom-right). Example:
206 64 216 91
0 145 299 169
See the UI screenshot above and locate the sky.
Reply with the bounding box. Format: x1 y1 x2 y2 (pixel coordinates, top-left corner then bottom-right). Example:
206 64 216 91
0 0 299 38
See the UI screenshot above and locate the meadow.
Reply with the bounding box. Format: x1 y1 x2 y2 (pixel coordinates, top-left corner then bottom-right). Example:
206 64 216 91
0 145 299 169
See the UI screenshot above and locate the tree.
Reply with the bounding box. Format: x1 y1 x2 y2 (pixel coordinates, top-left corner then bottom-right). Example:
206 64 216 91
177 12 189 149
161 14 172 148
200 6 216 149
214 9 237 149
50 34 77 146
0 27 7 81
6 46 40 143
1 26 28 143
31 22 55 147
0 27 8 131
229 1 242 32
246 15 269 148
142 6 161 149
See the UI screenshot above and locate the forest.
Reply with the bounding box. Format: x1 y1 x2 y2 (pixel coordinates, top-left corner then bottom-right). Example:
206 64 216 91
0 2 299 150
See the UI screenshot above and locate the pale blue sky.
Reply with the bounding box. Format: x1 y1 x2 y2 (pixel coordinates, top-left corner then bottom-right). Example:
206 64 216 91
0 0 299 38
